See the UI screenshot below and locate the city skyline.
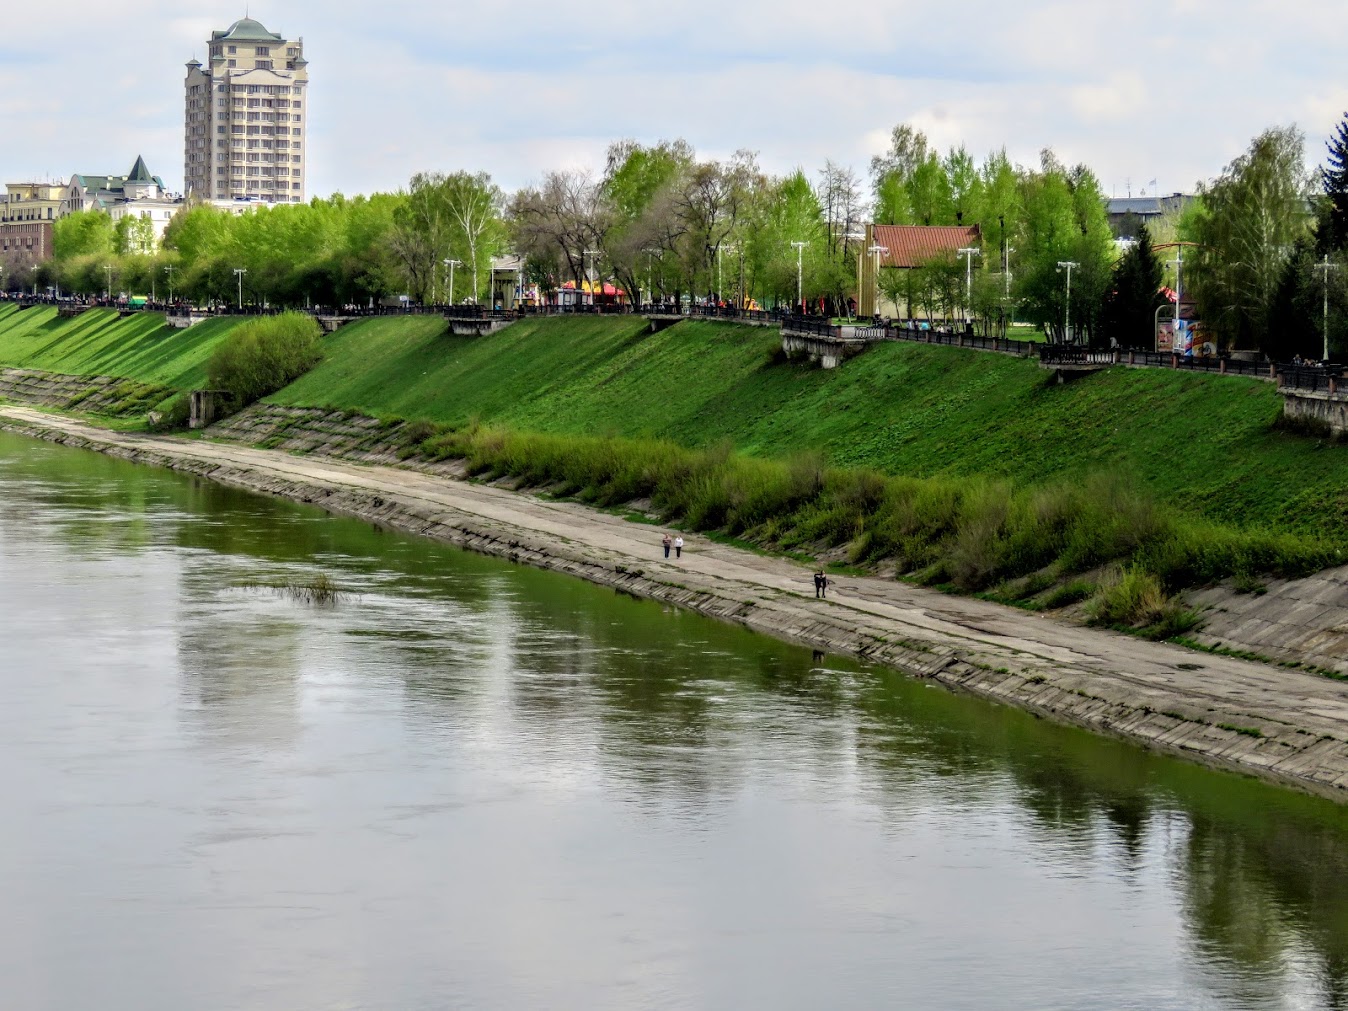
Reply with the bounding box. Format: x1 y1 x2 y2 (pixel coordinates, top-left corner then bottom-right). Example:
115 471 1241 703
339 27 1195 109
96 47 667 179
2 1 1347 198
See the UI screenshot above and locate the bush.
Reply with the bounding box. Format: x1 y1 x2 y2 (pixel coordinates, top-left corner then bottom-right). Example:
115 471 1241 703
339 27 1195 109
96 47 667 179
1087 566 1203 639
205 312 323 409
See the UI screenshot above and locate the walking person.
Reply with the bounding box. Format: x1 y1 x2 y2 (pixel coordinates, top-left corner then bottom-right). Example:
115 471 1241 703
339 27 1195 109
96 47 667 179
674 536 684 559
662 533 672 559
814 571 828 598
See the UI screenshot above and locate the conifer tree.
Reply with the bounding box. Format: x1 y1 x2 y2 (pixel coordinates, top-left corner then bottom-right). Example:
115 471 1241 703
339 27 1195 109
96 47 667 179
1323 113 1348 250
1098 222 1164 348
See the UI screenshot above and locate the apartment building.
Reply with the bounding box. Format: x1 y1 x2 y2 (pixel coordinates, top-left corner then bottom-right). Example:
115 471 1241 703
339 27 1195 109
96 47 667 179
184 17 309 204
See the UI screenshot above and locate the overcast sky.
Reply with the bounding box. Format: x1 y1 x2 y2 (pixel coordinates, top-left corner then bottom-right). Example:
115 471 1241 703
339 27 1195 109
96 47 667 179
4 0 1347 200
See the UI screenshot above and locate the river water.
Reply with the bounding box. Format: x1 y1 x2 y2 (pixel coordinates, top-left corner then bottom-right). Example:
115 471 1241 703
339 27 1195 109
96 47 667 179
4 431 1348 1010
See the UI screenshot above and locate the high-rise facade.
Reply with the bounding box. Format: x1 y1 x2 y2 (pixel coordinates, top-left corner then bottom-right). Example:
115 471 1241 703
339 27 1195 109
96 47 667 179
184 17 309 204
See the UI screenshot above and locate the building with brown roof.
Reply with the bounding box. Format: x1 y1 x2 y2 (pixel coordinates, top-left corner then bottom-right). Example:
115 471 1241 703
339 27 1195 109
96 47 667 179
858 223 982 317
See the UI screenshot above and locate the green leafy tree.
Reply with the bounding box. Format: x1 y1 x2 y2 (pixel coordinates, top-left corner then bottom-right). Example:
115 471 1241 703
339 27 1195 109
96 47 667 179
53 211 115 260
1188 126 1313 352
1015 151 1116 341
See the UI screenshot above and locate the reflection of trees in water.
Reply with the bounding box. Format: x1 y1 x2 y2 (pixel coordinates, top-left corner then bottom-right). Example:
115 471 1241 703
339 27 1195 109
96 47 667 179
1180 813 1348 1008
480 582 1348 1003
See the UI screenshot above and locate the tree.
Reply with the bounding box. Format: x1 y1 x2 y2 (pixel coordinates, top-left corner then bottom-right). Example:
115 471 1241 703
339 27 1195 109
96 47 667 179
1323 113 1348 251
53 211 115 260
1014 151 1116 342
441 171 505 302
1188 126 1313 352
1099 223 1165 348
509 170 609 295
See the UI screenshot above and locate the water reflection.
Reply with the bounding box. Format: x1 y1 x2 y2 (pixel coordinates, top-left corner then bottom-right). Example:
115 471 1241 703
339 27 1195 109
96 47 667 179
5 430 1348 1009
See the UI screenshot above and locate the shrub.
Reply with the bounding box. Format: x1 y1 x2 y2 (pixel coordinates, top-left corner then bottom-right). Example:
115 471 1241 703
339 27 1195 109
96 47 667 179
205 312 323 409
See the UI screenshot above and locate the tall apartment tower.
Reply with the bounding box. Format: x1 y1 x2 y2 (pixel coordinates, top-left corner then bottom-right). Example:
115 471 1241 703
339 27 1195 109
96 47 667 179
184 17 309 204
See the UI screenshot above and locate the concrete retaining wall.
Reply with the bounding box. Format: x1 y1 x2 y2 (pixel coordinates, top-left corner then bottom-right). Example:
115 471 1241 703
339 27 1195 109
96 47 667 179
1282 388 1348 437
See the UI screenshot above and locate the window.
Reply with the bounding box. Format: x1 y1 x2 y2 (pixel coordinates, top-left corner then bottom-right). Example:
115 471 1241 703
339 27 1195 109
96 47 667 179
292 115 301 123
227 59 236 68
255 60 272 70
217 125 226 134
228 45 236 54
292 155 301 163
256 46 270 56
247 126 260 135
286 62 295 70
247 112 260 121
231 126 244 135
293 86 303 95
248 98 260 107
293 183 302 191
286 47 297 56
292 101 301 109
292 128 301 136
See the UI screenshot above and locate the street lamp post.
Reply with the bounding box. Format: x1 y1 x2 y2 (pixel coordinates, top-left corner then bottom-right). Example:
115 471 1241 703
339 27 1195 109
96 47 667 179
867 245 888 317
103 264 113 301
790 241 807 313
443 259 462 306
717 243 738 307
844 231 865 319
1056 261 1080 342
164 264 175 304
641 248 662 308
233 268 247 310
1317 255 1340 362
957 247 980 323
583 249 601 306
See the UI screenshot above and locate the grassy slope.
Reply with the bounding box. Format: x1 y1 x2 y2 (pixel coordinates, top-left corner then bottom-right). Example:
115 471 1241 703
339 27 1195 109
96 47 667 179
271 315 1348 539
0 305 244 390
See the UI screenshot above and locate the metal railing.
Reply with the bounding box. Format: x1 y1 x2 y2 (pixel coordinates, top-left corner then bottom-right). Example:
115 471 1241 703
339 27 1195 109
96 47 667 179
781 315 843 339
1278 366 1344 394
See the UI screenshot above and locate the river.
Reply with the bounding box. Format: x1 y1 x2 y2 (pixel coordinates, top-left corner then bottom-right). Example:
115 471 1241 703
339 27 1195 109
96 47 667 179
2 430 1348 1010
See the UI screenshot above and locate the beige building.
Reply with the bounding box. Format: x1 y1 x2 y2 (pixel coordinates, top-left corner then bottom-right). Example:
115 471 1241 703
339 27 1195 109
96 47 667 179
1 182 66 225
184 17 309 205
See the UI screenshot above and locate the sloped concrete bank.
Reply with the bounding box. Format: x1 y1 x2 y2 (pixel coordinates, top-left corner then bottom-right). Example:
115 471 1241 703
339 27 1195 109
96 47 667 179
0 367 167 415
7 406 1348 801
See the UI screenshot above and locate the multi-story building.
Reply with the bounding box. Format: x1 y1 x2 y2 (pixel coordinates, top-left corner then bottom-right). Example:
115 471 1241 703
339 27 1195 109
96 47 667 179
0 182 65 278
184 17 309 205
67 157 183 248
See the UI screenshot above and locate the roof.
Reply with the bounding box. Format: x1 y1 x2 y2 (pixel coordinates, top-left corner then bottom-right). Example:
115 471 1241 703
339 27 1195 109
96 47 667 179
1106 194 1192 217
127 156 153 183
213 17 283 42
870 225 982 269
560 280 626 296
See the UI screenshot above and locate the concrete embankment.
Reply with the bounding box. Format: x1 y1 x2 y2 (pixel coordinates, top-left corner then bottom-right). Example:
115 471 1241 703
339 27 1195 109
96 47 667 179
6 403 1348 801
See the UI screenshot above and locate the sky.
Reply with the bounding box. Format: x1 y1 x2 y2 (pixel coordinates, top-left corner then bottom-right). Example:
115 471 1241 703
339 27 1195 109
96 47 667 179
3 0 1348 201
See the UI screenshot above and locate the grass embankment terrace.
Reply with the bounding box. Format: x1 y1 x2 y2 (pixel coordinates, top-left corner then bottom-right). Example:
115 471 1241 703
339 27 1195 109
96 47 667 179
1 307 1344 633
272 314 1348 540
0 304 245 392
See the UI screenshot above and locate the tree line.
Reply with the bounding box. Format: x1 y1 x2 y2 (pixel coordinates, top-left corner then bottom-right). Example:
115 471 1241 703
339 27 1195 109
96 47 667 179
19 117 1348 359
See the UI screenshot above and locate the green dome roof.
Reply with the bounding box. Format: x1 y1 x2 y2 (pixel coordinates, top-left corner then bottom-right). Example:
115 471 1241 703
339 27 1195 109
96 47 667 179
217 17 282 42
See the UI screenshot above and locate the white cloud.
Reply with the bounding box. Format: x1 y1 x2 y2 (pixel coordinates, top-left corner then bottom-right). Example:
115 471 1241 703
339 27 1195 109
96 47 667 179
2 0 1347 200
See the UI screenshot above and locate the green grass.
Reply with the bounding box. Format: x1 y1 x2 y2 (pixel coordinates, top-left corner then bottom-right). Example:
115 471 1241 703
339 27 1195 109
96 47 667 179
0 305 247 390
268 314 1348 541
